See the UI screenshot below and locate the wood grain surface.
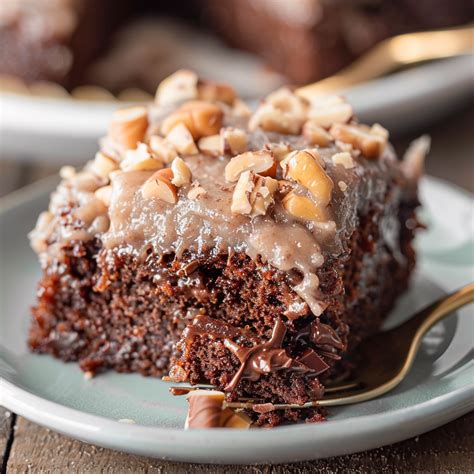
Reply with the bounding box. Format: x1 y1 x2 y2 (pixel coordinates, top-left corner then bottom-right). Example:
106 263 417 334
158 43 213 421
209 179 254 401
1 411 473 473
1 106 473 472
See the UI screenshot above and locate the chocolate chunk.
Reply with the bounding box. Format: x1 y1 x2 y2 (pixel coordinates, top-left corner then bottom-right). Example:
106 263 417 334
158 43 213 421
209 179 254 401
186 391 225 429
185 390 251 429
296 348 329 376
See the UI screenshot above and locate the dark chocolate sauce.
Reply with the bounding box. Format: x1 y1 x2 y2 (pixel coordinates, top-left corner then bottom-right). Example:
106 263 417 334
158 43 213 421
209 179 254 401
224 318 330 391
310 319 345 351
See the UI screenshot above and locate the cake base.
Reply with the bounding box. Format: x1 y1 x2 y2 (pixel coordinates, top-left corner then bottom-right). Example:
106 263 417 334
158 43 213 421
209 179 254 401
29 195 417 425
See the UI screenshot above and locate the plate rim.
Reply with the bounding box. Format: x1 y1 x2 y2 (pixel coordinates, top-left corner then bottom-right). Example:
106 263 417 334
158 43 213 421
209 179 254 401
1 55 473 164
1 377 472 464
1 175 473 464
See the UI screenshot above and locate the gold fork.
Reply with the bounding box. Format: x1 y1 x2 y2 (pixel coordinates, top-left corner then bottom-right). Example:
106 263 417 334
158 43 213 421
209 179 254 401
296 24 474 98
222 283 474 410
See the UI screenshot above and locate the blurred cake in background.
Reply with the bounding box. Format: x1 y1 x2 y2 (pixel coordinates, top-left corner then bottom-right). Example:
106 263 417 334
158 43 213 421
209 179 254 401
0 0 129 88
0 0 472 96
204 0 474 84
84 19 286 99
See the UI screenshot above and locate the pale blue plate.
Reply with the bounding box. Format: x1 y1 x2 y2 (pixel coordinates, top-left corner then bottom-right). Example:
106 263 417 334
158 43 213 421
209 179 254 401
0 176 473 464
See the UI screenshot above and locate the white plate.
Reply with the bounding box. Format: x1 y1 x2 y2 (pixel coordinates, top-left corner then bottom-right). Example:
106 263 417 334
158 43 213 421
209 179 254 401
1 56 473 164
0 176 473 464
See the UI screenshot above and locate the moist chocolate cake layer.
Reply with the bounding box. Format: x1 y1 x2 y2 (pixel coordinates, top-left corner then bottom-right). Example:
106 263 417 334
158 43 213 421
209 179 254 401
29 198 416 425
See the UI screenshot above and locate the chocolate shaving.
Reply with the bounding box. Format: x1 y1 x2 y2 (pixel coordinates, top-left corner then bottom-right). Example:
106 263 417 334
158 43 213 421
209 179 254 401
180 259 200 276
252 403 276 414
317 350 341 361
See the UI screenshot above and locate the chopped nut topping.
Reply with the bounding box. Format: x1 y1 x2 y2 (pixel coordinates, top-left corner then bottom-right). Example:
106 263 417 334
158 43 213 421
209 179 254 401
335 139 359 156
95 185 113 206
75 197 107 224
330 123 386 159
149 136 178 164
280 150 333 207
307 96 353 128
108 106 148 150
303 120 332 146
249 88 308 134
282 191 328 222
338 181 348 192
277 179 294 194
187 182 207 200
59 165 76 180
161 100 223 140
232 98 252 117
166 123 199 155
155 70 236 107
197 80 236 105
331 151 355 169
120 143 164 171
29 211 55 253
141 168 178 203
171 157 192 187
221 127 248 155
231 171 278 217
370 123 389 140
68 171 102 192
401 135 430 181
155 70 198 106
90 152 119 179
264 142 293 162
225 150 276 182
198 134 221 157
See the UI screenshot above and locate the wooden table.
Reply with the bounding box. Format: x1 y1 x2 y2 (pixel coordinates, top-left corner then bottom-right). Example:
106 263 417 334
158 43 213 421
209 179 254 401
1 106 473 472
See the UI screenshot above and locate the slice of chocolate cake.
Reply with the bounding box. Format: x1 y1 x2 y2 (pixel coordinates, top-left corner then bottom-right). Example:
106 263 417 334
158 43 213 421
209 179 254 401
28 70 425 426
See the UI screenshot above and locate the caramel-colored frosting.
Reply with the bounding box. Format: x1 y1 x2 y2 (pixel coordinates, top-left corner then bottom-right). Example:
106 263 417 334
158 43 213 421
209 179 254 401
30 70 418 319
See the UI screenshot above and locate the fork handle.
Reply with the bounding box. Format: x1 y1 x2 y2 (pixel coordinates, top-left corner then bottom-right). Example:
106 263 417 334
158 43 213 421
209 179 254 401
296 24 474 96
401 283 474 348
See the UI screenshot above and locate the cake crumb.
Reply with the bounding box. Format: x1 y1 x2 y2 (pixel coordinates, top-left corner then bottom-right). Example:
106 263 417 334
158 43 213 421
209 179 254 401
83 371 94 380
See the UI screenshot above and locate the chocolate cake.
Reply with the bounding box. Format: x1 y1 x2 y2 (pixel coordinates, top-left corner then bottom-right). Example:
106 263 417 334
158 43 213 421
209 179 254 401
0 0 131 88
1 1 472 90
28 71 426 426
204 0 474 84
